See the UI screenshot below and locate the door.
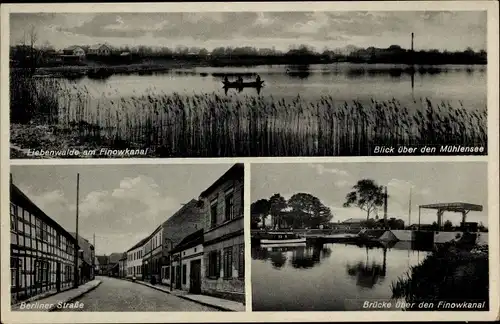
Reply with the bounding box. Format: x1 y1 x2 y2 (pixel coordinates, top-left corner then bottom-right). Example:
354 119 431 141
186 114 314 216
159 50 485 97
56 262 61 292
175 265 181 289
189 259 201 294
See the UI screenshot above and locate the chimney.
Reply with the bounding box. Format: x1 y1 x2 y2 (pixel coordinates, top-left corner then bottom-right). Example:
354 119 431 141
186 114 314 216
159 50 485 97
383 186 388 229
411 33 414 52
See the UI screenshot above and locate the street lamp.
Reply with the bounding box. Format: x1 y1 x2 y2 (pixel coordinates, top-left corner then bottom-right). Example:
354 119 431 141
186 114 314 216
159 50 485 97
165 237 174 291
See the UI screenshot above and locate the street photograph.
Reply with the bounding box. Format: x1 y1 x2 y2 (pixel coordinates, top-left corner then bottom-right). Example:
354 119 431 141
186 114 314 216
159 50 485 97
9 163 245 312
250 162 489 311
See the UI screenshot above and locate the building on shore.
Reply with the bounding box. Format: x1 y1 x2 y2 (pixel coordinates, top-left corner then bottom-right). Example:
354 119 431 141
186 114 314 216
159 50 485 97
169 229 204 293
199 163 245 303
10 180 77 304
69 232 95 284
126 237 147 279
160 199 205 288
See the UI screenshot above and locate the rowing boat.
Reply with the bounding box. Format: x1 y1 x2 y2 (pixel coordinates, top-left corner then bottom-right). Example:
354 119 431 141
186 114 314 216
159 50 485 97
222 80 264 88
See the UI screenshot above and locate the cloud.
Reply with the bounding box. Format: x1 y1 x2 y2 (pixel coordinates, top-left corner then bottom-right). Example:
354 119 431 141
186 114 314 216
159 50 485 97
308 164 350 177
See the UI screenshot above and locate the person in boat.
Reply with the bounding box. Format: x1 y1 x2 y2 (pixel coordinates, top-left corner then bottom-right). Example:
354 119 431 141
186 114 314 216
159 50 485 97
237 76 243 84
256 74 261 83
223 76 229 84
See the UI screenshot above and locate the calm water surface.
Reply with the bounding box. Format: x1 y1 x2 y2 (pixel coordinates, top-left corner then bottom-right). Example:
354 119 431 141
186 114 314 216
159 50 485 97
67 63 486 109
251 242 430 311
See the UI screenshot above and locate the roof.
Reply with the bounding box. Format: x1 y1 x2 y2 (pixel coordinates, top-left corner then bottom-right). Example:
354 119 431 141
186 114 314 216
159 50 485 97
170 229 204 254
64 45 83 51
89 44 110 50
199 164 244 198
162 199 199 227
419 202 483 213
127 236 149 252
342 218 366 224
10 182 77 244
96 255 108 265
108 253 123 264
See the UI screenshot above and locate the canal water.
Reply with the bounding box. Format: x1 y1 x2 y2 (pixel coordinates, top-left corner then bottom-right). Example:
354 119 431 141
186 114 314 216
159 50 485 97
251 242 430 311
61 63 485 109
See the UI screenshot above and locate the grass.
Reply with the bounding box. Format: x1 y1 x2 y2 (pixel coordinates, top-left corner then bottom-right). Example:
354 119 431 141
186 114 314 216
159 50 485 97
10 73 487 157
391 241 489 311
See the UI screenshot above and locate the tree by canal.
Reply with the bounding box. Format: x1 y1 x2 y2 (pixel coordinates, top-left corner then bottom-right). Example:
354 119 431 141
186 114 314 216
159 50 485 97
252 192 333 229
251 199 271 229
343 179 386 221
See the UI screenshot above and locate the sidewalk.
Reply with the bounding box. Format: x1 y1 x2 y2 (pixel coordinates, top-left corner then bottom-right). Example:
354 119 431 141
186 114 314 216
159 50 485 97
11 280 102 312
130 279 245 312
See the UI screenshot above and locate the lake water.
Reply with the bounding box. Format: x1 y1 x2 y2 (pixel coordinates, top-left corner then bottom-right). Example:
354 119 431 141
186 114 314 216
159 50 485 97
67 63 486 109
251 242 430 311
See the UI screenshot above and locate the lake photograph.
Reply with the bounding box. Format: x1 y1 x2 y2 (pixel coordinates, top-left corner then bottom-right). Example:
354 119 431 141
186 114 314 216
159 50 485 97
9 10 487 158
250 162 489 311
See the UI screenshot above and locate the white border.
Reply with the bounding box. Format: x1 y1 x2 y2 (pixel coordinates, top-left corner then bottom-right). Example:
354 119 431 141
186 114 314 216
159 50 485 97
1 1 499 323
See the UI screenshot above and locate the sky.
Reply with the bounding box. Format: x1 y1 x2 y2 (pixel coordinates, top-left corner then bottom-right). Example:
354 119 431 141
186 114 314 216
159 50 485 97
9 11 486 52
10 164 234 255
251 162 488 227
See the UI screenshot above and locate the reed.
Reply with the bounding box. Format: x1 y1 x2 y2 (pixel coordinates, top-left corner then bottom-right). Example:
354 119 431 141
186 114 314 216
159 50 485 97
11 76 487 157
391 242 489 310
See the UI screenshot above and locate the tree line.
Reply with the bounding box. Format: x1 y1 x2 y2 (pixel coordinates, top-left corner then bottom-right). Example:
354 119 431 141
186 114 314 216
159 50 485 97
10 40 487 68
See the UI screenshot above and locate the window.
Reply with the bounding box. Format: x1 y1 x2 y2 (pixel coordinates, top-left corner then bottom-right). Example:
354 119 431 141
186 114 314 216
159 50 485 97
210 199 218 227
10 203 17 232
238 244 245 278
41 223 48 241
182 264 187 285
224 189 234 221
223 247 233 279
36 219 42 239
56 234 61 248
11 257 21 287
36 260 49 283
207 250 220 278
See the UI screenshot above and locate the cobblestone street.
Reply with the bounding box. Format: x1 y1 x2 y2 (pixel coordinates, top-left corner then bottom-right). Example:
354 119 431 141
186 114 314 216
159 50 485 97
59 276 220 312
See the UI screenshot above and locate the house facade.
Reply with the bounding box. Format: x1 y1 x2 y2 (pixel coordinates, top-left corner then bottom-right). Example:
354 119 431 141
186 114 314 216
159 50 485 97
62 46 85 57
69 232 95 284
126 237 147 279
160 199 205 288
118 253 127 278
10 180 77 304
88 44 111 56
200 164 245 303
143 225 162 283
169 229 204 293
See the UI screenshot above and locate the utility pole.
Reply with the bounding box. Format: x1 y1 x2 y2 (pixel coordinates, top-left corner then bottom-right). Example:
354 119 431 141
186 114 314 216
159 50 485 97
383 186 388 229
93 233 96 279
74 173 80 288
408 187 412 229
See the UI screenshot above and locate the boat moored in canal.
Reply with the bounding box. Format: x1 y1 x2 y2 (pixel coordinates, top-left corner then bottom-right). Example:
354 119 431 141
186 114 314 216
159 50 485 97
260 231 306 245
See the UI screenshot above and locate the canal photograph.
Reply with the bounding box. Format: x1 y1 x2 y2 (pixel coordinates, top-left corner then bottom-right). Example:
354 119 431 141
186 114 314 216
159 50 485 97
7 7 488 158
250 162 489 311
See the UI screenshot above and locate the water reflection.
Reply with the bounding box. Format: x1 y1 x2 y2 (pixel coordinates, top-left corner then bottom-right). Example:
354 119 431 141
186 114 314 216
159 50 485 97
290 245 322 269
285 64 311 79
346 247 387 289
252 241 431 311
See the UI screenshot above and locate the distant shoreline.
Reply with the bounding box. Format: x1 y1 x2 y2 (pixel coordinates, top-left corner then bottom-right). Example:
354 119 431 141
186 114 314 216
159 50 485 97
10 59 486 79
